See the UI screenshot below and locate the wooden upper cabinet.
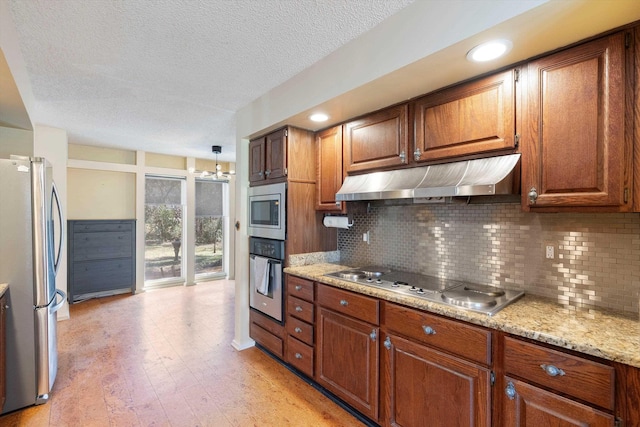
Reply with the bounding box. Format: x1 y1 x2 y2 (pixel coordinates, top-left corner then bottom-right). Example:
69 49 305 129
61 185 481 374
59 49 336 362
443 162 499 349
413 69 517 162
316 125 344 211
522 31 630 211
265 128 287 181
343 104 409 173
249 128 288 184
249 137 266 182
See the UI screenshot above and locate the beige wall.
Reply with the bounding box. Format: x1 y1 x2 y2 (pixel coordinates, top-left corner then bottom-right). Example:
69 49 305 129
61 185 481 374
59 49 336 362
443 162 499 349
0 126 33 157
68 143 135 164
67 168 136 219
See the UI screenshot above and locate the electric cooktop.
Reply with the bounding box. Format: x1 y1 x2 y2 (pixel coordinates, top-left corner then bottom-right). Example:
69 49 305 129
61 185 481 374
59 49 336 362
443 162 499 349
324 267 524 316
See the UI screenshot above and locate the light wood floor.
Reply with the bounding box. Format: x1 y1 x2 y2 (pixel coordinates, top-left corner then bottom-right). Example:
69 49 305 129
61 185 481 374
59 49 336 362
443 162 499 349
1 280 362 426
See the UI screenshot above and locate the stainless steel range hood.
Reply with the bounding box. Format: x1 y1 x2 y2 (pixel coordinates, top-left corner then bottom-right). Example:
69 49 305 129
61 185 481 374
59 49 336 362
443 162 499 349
335 154 520 201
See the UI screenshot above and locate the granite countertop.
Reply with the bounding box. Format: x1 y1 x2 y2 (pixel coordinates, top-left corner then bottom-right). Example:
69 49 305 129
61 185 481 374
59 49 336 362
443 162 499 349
284 263 640 369
0 283 7 298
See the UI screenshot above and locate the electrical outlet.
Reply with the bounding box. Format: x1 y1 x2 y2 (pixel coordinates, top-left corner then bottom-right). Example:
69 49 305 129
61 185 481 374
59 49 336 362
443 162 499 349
545 245 554 259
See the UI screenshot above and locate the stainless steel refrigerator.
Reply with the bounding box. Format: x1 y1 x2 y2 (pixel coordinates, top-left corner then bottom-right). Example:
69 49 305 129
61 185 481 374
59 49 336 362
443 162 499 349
0 156 66 414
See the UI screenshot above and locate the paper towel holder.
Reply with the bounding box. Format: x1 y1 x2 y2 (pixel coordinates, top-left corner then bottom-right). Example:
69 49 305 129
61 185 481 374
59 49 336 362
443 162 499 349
323 214 354 229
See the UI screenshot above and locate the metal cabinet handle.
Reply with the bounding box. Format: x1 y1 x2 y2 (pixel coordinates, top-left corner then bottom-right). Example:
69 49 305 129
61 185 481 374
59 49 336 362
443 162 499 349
295 306 303 312
399 150 406 163
414 148 422 161
370 329 377 342
384 336 391 350
540 364 565 377
294 327 302 333
295 353 302 359
295 285 302 291
258 171 264 178
339 299 348 306
335 201 341 206
422 325 436 335
528 187 538 204
505 381 516 400
265 169 271 177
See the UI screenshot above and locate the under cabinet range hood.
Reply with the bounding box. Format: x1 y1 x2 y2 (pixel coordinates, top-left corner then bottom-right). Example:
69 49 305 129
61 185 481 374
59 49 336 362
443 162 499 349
335 154 521 202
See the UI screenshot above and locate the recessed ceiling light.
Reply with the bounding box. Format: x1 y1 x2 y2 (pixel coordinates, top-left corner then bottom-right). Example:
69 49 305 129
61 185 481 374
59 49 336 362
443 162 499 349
309 113 329 122
466 39 513 62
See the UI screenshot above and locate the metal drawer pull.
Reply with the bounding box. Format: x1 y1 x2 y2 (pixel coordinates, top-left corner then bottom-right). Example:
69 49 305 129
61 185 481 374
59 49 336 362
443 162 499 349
384 337 391 350
422 326 436 335
339 299 348 306
540 364 565 377
295 285 302 291
295 306 303 312
505 381 516 400
294 327 302 333
295 353 302 359
370 329 377 342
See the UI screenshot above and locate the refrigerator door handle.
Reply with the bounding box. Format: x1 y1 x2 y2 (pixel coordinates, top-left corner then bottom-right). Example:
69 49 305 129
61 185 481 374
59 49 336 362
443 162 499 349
51 289 66 313
51 181 64 274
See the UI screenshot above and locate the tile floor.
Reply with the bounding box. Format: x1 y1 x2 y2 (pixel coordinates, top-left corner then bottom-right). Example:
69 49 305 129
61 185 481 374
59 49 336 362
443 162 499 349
0 280 363 426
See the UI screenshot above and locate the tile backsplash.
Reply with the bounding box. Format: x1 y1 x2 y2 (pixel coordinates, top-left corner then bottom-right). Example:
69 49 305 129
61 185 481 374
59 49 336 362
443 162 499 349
338 202 640 315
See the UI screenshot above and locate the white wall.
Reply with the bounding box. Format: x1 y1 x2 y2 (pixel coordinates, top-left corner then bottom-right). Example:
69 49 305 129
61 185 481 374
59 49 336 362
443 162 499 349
33 125 69 320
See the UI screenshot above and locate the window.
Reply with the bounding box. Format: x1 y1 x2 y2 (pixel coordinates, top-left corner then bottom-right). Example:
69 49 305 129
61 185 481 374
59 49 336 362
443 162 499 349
144 176 185 283
195 179 227 278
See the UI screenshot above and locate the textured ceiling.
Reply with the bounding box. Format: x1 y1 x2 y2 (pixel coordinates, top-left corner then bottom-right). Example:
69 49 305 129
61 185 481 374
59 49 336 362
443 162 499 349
7 0 414 161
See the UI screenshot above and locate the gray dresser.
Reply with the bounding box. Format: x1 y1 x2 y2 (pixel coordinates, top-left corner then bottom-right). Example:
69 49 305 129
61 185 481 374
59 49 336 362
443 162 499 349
67 220 135 303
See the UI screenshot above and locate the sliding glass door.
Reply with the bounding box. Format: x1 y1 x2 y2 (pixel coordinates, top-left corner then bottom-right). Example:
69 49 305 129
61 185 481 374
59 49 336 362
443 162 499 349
144 176 185 283
195 179 227 279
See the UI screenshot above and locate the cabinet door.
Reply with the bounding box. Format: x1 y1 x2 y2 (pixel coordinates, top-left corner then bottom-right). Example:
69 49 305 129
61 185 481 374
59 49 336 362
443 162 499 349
503 377 615 426
522 31 629 210
266 128 287 180
316 125 344 211
381 333 491 427
413 69 516 162
249 137 266 182
316 307 379 421
344 104 409 173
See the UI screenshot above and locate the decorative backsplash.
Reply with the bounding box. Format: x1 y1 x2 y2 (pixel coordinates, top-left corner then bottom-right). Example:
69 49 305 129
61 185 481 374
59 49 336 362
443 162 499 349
338 202 640 315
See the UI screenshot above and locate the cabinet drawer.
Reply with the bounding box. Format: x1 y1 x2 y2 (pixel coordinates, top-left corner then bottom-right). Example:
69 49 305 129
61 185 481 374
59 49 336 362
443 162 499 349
286 315 313 346
317 284 379 325
287 275 314 302
73 232 133 260
287 296 314 323
384 302 491 365
72 259 133 293
287 336 314 377
73 221 133 233
250 322 283 359
503 336 615 410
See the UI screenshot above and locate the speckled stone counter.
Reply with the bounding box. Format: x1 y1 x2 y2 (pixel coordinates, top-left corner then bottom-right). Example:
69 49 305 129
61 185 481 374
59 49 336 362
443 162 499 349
284 263 640 369
0 283 7 298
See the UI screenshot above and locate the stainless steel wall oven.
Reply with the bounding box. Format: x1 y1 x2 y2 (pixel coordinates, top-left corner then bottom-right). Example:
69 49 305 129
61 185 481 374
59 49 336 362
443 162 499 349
249 237 284 322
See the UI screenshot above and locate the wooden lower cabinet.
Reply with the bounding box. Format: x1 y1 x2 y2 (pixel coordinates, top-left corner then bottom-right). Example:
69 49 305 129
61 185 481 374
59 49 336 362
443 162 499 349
381 333 491 427
250 309 284 359
502 377 615 426
316 307 380 421
0 293 6 412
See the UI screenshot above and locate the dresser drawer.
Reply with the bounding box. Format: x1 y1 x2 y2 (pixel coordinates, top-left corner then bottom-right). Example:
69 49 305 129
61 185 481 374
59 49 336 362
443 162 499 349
73 232 133 260
72 221 134 233
286 315 314 346
384 302 491 365
503 336 615 410
287 275 314 302
317 284 379 325
287 296 314 323
72 259 133 293
286 336 314 377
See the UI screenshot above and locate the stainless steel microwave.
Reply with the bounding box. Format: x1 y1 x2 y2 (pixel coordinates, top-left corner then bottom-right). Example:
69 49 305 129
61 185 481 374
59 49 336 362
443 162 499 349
248 182 286 240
